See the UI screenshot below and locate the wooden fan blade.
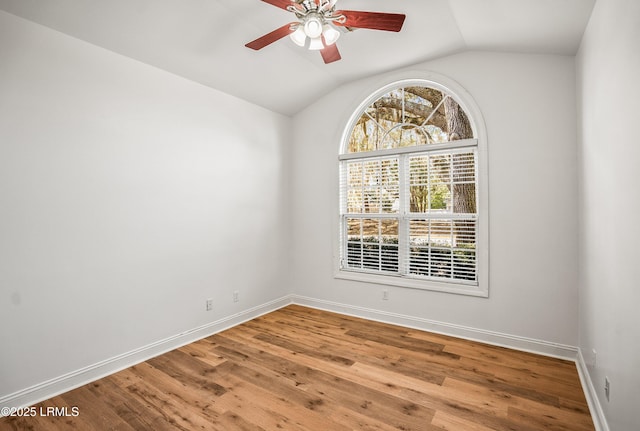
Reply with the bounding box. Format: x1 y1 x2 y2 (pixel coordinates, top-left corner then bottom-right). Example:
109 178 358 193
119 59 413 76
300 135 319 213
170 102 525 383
245 23 295 50
260 0 293 11
336 10 406 32
320 43 341 64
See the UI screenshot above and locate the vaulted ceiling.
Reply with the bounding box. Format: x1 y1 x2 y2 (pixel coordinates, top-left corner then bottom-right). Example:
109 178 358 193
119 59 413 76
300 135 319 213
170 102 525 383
0 0 595 115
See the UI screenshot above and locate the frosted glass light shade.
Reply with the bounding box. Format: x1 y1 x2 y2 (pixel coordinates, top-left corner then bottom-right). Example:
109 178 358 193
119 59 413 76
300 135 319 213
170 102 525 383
322 25 340 45
290 26 306 47
304 17 323 39
308 37 324 50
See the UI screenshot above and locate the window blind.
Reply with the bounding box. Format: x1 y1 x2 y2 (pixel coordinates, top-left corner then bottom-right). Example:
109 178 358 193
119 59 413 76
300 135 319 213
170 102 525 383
340 147 478 285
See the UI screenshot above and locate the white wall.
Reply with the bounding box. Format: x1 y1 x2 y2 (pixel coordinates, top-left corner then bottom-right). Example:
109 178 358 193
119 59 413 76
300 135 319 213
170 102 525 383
291 51 579 349
0 10 291 400
577 0 640 429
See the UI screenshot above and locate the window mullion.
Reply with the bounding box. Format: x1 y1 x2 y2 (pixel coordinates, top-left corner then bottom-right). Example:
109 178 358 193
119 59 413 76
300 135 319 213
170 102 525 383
449 154 455 275
398 154 408 276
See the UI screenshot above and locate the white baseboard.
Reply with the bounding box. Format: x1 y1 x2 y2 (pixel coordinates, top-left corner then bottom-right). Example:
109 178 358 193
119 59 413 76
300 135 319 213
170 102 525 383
0 295 293 413
575 349 610 431
291 295 578 360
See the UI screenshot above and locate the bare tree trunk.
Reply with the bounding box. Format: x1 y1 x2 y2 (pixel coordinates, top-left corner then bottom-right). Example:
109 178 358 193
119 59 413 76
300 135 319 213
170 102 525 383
444 97 475 215
444 97 475 257
444 97 472 141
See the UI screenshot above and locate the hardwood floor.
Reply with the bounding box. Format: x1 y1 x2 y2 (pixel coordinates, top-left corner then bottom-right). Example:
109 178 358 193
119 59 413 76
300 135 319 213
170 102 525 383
1 305 594 430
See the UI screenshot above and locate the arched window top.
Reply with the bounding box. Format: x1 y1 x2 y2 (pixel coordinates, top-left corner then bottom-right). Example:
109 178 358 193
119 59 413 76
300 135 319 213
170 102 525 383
344 81 476 154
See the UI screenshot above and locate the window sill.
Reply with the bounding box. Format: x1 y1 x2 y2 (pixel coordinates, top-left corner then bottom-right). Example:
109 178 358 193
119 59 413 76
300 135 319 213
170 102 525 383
334 270 488 298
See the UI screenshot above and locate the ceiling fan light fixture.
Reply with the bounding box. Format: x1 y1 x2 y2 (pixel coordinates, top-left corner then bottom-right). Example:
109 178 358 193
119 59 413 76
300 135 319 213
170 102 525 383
308 36 324 50
322 24 340 45
303 15 323 39
290 25 307 47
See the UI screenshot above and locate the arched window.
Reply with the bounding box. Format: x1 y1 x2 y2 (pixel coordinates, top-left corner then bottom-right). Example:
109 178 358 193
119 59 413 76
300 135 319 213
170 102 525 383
338 77 488 296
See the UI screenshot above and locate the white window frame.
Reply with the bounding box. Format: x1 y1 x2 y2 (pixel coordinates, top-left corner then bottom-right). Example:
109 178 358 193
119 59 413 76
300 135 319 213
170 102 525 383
334 74 489 297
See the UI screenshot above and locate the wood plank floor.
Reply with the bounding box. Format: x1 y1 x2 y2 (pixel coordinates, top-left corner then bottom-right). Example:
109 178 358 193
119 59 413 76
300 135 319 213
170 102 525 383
1 305 594 430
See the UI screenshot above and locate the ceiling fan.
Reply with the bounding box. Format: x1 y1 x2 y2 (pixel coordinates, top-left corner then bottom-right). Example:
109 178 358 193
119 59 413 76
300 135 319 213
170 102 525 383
245 0 406 64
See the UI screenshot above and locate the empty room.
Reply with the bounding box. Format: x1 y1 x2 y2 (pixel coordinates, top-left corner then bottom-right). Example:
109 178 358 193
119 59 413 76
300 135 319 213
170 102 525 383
0 0 638 430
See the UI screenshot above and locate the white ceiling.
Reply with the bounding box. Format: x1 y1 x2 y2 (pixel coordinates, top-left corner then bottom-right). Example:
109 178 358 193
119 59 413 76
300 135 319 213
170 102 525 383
0 0 595 115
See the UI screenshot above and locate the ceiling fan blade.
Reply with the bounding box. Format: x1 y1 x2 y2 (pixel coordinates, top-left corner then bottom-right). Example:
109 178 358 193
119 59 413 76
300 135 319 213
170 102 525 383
245 23 296 50
336 10 406 32
320 43 341 64
259 0 294 11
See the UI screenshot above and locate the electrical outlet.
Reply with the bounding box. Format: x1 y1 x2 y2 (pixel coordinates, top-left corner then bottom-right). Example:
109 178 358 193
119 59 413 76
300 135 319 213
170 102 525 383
605 377 610 402
382 290 389 300
591 349 597 367
233 291 239 303
206 299 213 311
